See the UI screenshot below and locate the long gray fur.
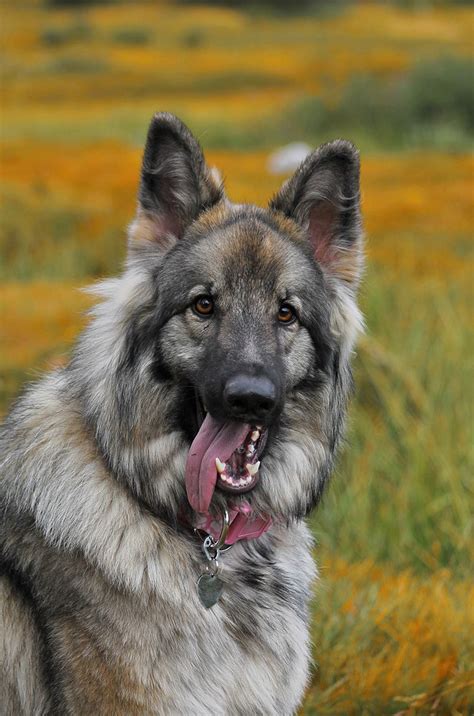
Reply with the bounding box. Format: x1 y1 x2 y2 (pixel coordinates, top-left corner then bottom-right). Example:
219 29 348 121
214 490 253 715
0 113 364 715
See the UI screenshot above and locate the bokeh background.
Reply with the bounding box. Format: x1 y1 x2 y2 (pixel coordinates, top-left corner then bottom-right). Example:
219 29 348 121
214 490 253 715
1 0 473 712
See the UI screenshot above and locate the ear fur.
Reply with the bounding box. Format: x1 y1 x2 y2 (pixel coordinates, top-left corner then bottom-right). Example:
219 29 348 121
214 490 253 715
131 113 224 248
270 140 363 290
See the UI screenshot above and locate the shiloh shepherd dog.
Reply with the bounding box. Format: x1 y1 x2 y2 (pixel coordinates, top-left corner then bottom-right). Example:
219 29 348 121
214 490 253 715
0 113 363 715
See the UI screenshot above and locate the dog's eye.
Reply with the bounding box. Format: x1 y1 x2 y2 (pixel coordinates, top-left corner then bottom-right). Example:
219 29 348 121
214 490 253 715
193 295 214 317
278 303 297 324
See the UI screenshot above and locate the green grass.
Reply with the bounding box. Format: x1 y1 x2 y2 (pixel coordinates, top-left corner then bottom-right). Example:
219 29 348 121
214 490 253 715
281 55 474 152
0 188 125 280
40 21 93 47
311 269 473 579
3 54 472 153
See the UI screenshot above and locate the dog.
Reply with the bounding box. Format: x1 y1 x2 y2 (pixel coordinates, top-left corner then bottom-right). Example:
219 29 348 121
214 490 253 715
0 113 363 715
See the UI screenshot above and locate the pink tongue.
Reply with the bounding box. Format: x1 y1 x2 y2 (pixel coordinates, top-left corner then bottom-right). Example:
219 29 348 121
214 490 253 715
185 414 251 513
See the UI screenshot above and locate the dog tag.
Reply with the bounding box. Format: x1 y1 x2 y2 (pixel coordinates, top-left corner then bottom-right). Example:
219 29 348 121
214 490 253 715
197 572 224 608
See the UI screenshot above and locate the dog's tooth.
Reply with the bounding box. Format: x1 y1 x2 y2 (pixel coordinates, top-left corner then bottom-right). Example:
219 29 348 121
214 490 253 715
215 458 226 474
246 444 255 456
250 430 260 442
246 461 260 476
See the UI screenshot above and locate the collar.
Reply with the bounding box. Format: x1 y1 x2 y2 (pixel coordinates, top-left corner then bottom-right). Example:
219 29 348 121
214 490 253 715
182 501 272 546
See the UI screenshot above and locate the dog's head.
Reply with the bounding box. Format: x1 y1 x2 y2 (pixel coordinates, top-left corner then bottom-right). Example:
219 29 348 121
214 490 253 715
76 113 363 524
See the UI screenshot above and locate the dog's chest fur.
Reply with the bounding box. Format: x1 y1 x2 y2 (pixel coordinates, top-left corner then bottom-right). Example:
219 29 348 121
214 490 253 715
88 530 314 715
3 508 314 715
0 373 317 715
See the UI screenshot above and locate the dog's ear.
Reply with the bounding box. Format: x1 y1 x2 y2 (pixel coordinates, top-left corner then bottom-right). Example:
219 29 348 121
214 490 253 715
131 113 223 249
270 140 363 289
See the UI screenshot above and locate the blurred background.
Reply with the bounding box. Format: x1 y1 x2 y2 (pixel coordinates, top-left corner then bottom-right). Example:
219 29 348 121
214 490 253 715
1 0 473 712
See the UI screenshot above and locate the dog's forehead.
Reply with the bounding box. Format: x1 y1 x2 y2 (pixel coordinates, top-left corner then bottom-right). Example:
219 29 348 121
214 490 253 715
187 204 313 297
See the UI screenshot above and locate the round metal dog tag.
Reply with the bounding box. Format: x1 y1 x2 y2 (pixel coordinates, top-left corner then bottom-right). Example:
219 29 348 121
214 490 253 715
197 573 224 609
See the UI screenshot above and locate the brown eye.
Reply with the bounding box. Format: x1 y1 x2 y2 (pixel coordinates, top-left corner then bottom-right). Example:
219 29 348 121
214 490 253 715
278 302 297 324
193 295 214 317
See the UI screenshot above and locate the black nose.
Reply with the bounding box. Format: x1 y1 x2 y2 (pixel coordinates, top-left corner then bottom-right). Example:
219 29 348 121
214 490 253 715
223 374 277 419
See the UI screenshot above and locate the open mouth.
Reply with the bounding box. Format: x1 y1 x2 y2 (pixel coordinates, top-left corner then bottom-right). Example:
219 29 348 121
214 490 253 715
215 425 266 494
185 410 268 514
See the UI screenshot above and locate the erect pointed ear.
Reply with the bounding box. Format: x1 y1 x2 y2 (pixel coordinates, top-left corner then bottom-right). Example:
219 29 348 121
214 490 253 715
130 113 224 249
270 140 363 289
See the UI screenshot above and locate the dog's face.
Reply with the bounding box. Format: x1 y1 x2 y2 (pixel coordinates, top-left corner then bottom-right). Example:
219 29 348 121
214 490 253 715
151 209 337 514
78 113 363 522
155 209 334 418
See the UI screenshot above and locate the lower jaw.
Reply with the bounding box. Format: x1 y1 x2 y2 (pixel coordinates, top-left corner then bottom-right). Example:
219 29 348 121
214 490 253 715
216 475 259 495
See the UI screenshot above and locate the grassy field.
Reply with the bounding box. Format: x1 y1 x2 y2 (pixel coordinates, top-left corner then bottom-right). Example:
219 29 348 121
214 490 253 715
1 1 473 713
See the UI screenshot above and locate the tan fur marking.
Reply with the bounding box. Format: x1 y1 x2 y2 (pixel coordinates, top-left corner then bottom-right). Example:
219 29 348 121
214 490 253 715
193 200 231 233
268 210 304 242
59 619 148 715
